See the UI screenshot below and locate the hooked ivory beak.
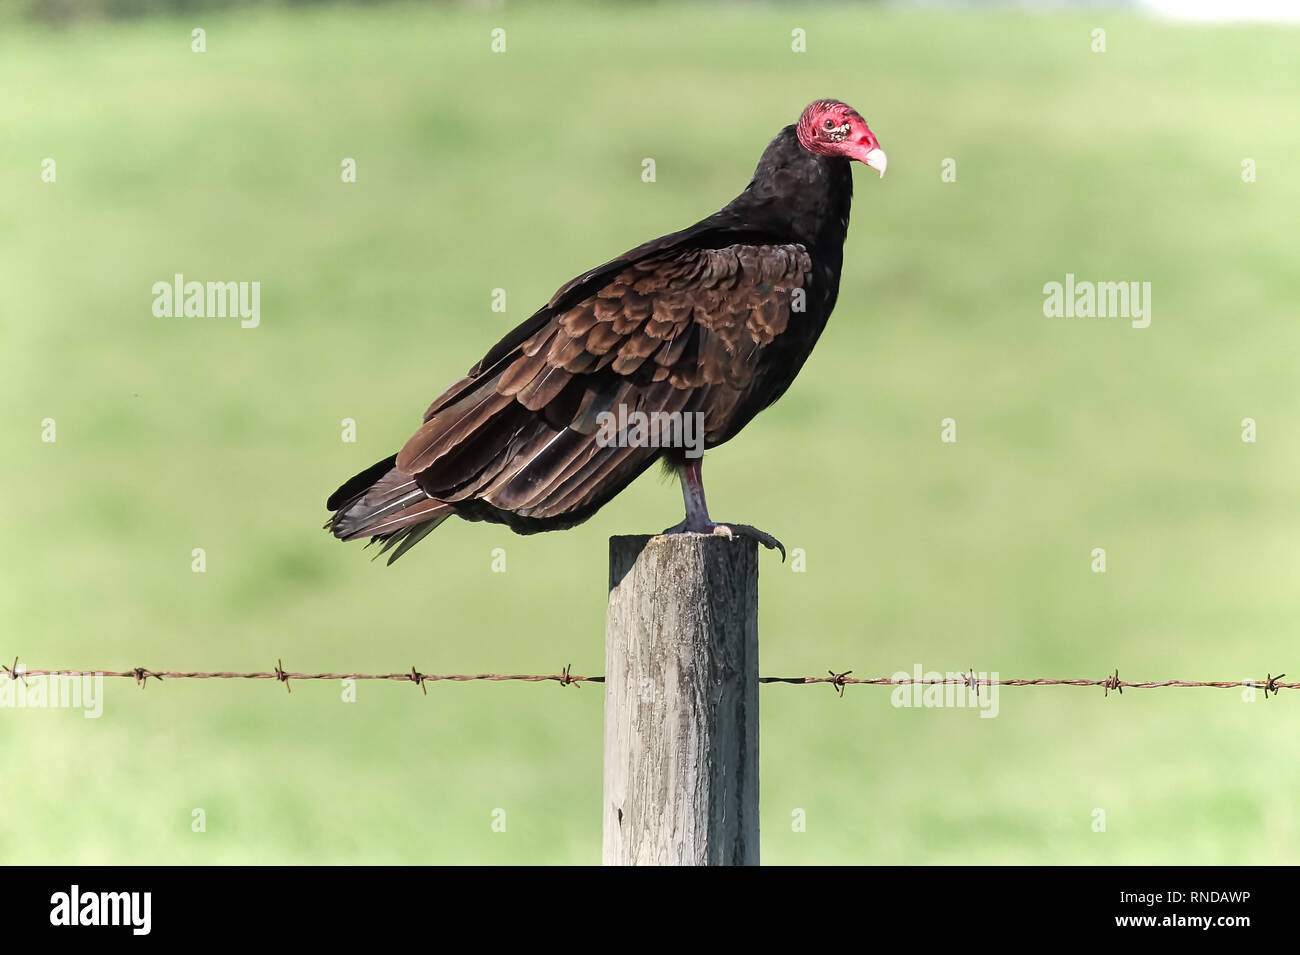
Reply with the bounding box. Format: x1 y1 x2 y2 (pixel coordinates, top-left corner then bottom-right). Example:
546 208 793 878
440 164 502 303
863 147 888 179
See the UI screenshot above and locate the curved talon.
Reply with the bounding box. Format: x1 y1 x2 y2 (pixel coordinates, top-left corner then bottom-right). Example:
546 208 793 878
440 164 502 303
657 520 785 561
714 523 786 561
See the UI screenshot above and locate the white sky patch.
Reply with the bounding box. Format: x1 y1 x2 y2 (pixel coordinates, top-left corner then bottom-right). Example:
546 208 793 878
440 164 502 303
1139 0 1300 22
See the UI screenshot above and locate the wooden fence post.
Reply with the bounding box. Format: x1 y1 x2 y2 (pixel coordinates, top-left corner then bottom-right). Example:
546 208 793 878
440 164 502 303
602 533 760 866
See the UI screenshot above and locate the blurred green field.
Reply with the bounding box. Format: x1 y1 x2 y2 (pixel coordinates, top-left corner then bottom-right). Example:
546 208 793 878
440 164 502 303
2 1 1298 865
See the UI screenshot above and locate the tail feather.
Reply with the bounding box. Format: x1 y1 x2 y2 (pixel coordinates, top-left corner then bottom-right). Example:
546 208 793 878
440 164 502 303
370 514 448 564
326 454 398 511
326 457 455 561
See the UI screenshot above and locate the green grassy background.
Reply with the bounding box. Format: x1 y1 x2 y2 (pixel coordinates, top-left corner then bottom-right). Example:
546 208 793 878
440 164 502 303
2 1 1297 864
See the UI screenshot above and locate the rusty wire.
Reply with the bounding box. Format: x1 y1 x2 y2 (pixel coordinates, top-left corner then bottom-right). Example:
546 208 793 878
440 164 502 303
758 669 1293 698
0 659 599 692
1 658 1292 698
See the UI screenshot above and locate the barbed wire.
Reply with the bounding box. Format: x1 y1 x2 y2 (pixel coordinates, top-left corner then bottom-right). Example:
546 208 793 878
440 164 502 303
2 658 1292 698
764 668 1294 698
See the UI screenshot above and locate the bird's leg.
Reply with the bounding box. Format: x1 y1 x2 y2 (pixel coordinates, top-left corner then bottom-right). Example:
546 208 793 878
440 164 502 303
658 458 786 560
680 456 712 531
656 457 714 532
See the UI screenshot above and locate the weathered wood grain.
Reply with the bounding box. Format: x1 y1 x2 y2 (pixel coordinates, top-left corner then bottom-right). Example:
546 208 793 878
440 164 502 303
603 533 759 866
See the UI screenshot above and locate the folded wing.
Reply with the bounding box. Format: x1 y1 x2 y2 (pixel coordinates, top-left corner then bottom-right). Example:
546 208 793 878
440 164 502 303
393 241 813 526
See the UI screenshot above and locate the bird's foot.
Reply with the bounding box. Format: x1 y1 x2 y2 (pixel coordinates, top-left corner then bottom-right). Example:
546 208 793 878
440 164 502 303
709 522 786 561
657 520 786 561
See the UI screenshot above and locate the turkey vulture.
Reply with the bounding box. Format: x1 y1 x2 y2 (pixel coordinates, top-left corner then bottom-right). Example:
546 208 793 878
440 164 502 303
326 98 885 562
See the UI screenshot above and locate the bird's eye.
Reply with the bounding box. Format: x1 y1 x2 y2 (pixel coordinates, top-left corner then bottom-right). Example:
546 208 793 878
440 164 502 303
823 119 835 129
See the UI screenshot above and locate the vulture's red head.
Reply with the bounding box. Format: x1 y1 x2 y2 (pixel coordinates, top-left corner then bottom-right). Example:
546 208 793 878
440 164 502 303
795 99 887 178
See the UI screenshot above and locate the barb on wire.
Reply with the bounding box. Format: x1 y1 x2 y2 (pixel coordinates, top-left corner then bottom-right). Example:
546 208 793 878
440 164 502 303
0 662 607 688
756 669 1296 697
2 659 1294 696
3 657 26 686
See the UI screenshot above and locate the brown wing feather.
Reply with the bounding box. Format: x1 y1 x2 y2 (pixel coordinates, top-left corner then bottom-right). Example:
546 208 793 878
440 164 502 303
395 242 812 523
